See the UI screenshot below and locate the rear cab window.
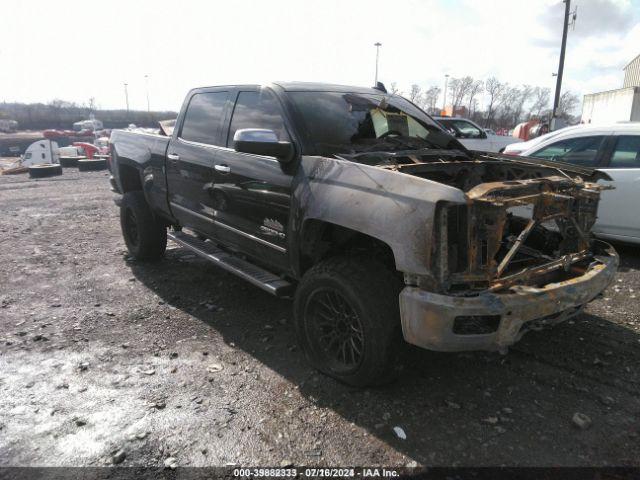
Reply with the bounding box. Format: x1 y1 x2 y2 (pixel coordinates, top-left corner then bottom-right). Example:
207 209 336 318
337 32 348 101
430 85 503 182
179 91 229 146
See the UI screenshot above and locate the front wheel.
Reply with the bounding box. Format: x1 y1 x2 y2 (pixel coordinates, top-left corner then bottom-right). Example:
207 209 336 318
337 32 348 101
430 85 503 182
294 257 403 387
120 191 167 261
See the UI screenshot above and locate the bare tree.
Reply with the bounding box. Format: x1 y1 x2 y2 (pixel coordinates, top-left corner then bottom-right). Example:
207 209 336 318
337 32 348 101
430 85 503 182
484 77 506 126
512 85 533 125
389 82 401 95
423 86 441 114
466 80 484 115
48 99 78 126
530 87 551 118
408 84 422 104
495 86 521 126
557 90 580 119
449 76 474 112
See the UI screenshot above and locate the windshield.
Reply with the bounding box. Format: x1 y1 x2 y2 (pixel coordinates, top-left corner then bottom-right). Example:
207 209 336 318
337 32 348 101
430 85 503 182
289 91 461 156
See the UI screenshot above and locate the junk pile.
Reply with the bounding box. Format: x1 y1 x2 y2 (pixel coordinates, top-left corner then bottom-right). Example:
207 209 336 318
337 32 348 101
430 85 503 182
1 139 108 178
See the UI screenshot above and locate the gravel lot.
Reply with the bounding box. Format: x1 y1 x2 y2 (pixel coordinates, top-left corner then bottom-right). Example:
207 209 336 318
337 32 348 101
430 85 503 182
0 168 639 467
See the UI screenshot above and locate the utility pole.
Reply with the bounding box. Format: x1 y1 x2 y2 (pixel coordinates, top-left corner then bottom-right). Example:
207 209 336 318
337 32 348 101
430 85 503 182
442 74 450 114
144 75 150 113
374 42 382 85
123 82 130 114
552 0 571 128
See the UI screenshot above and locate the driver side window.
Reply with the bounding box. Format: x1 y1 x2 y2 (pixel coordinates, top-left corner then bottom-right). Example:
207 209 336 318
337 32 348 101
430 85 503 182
530 136 605 167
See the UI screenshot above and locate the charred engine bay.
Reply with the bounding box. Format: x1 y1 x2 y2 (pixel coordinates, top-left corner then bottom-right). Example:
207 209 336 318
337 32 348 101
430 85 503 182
347 149 607 295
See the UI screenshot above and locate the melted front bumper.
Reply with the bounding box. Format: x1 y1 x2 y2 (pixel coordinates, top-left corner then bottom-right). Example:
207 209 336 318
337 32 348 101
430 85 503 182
399 241 618 352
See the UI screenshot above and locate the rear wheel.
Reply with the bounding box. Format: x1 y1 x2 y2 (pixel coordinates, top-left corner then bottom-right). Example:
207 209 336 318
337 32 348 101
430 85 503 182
294 257 403 387
28 164 62 178
120 191 167 260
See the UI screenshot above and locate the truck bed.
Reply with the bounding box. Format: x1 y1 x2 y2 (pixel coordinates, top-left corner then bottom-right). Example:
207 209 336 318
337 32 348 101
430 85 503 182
109 130 172 217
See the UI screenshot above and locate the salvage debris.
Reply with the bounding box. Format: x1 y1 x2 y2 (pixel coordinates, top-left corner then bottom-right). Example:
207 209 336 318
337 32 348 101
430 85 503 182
393 426 407 440
600 396 615 406
207 363 223 373
572 412 592 429
111 449 126 464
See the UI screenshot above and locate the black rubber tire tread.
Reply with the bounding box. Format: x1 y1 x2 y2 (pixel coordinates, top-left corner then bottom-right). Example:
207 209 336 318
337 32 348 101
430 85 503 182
78 158 108 171
28 164 62 178
60 156 84 168
294 256 403 387
120 191 167 261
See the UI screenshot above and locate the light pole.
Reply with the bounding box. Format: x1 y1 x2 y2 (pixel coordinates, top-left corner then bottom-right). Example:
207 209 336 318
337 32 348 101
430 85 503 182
123 82 130 114
144 75 150 113
552 0 572 129
374 42 382 85
442 74 449 114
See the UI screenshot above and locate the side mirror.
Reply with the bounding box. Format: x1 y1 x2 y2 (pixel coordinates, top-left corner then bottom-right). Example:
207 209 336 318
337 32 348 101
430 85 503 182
233 129 294 162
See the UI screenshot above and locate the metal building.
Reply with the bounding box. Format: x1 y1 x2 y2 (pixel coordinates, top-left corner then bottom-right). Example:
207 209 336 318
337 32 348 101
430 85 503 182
623 53 640 88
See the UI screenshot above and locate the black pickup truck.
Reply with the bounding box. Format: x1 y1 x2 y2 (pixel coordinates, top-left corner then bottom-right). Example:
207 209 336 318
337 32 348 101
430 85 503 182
110 82 618 386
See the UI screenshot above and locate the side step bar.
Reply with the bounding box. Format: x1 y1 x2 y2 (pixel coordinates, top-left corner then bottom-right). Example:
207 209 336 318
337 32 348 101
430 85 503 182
167 231 293 298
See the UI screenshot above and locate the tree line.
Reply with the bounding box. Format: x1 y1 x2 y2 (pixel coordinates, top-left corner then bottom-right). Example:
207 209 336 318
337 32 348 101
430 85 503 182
1 80 582 132
390 76 580 129
0 99 177 131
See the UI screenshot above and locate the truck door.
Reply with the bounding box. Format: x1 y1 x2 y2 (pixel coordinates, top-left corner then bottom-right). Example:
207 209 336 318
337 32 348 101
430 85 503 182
166 89 230 236
596 134 640 240
212 89 293 271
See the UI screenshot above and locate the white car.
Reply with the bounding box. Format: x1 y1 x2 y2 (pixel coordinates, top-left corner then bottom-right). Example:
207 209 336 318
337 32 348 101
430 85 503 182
434 116 522 152
506 123 640 245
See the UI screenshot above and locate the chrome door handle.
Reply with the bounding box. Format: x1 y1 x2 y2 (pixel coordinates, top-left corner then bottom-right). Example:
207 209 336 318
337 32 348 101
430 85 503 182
214 164 231 173
167 153 180 161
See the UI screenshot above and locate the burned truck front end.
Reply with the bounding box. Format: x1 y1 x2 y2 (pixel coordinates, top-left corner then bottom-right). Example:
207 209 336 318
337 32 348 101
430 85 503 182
397 156 618 352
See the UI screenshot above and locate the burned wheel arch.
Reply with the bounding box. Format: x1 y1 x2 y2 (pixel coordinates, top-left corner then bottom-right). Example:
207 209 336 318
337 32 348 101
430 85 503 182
297 220 397 275
291 155 467 279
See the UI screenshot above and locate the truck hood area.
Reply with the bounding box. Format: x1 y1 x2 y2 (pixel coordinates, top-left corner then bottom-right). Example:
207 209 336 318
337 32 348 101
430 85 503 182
350 150 612 294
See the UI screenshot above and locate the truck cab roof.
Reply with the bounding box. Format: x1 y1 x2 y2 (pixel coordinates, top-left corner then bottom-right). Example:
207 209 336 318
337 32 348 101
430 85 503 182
190 82 389 95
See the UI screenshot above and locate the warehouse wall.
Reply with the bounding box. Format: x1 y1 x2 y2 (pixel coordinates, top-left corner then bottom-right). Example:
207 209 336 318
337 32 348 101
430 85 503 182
581 87 640 124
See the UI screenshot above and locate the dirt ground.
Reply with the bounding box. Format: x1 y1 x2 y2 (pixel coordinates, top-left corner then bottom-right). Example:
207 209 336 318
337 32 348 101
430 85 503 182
0 168 639 468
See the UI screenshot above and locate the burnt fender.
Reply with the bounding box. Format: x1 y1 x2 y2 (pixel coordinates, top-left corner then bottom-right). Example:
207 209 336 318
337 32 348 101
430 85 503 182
290 156 467 277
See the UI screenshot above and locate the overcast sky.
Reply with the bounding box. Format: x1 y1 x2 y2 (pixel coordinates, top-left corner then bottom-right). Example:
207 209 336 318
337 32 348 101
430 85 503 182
1 0 639 112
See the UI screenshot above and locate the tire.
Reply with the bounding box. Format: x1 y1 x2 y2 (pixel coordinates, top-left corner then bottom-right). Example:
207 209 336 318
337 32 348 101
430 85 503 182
28 164 62 179
60 156 83 168
294 256 403 387
78 158 107 171
120 191 167 261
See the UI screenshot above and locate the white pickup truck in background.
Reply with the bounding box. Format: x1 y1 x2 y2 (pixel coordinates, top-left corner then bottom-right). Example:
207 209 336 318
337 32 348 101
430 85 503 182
434 116 522 152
